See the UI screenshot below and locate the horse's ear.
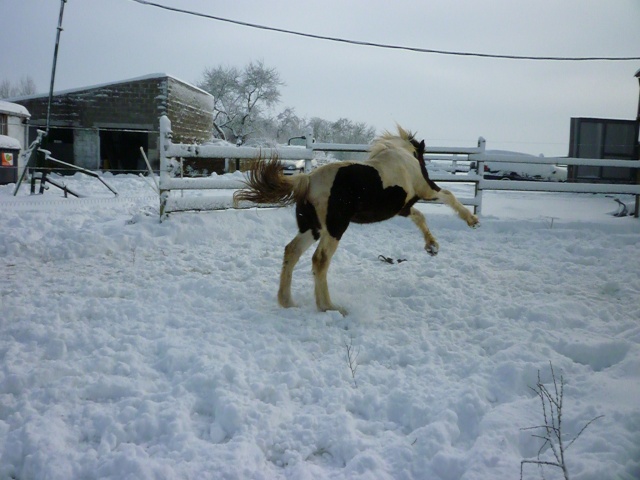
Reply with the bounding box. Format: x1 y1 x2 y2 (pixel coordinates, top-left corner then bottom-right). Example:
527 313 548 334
417 140 425 161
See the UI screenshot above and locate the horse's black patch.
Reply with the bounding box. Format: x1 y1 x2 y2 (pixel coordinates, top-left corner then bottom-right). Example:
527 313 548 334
296 199 321 240
326 164 408 239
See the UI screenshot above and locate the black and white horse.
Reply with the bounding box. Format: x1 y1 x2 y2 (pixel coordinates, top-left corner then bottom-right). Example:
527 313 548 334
233 126 479 315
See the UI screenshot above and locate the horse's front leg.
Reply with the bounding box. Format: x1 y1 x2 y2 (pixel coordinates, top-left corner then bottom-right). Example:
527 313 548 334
406 207 439 255
312 234 347 315
437 189 479 228
278 230 316 308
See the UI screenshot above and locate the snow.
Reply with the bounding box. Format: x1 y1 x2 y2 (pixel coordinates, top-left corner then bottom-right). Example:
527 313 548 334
0 100 30 118
480 150 568 182
0 134 22 150
1 173 639 480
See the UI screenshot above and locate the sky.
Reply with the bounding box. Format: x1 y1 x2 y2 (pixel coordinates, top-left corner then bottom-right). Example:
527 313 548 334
1 0 639 156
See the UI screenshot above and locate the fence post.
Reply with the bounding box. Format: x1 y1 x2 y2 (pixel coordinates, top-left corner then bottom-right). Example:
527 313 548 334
304 128 315 173
474 137 486 215
159 115 172 219
633 140 640 218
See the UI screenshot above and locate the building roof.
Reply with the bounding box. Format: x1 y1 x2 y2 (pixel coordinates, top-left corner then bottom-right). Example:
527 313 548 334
0 100 30 118
4 73 212 102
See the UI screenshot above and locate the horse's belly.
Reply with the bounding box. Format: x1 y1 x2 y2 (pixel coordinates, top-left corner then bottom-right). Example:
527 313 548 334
325 163 410 237
352 209 399 224
350 184 408 223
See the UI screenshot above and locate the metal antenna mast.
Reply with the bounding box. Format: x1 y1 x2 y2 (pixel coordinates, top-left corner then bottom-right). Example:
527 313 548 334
47 0 67 133
13 0 67 195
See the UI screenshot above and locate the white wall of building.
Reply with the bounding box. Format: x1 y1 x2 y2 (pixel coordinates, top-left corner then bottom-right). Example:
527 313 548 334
0 100 31 179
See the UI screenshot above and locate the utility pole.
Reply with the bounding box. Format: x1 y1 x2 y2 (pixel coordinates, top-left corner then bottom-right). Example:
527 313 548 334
635 68 640 217
13 0 67 195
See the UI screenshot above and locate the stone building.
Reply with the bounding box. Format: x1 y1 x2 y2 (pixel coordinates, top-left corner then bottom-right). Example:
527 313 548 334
10 74 214 172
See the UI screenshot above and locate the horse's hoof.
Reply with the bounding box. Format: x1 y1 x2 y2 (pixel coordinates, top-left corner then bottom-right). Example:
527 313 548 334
278 297 297 309
319 305 348 316
425 244 439 256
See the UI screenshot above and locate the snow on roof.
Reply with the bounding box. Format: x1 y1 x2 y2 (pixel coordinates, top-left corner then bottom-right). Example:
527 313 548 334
0 134 22 150
5 73 212 102
0 100 30 118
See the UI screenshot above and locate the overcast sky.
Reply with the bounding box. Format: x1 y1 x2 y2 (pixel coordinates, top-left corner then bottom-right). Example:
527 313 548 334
2 0 639 156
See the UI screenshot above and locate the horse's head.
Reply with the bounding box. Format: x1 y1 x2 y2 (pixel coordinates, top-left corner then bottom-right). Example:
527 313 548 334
409 137 425 162
407 134 439 190
395 125 425 162
382 125 429 178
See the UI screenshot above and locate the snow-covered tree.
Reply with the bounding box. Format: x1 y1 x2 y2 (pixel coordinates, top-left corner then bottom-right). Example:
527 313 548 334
198 61 283 145
274 107 306 142
197 61 376 148
308 117 376 144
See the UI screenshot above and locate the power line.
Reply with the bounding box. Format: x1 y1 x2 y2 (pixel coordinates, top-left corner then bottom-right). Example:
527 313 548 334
129 0 640 62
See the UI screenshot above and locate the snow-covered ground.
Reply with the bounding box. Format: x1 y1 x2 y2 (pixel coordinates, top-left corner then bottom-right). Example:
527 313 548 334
1 173 639 480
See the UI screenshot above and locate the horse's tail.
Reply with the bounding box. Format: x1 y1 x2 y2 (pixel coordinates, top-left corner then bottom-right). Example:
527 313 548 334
233 156 310 207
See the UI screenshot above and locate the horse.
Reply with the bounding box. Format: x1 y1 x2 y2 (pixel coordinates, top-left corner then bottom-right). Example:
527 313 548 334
233 126 479 315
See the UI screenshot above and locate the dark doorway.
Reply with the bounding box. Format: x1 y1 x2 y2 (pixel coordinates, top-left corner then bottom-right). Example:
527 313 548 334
569 118 639 183
100 130 148 172
36 127 74 169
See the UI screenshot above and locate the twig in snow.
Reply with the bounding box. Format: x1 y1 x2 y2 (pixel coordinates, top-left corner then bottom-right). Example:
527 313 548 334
344 336 360 388
520 362 604 480
543 216 558 229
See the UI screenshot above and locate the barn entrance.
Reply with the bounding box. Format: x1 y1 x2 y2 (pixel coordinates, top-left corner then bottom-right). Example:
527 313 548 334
37 127 74 168
100 130 148 172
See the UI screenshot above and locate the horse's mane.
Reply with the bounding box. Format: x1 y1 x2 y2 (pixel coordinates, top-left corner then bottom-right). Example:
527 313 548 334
369 125 418 159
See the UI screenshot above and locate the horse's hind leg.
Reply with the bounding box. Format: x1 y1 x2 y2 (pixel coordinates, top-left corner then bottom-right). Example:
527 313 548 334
407 207 439 255
437 189 479 227
312 234 346 315
278 230 316 308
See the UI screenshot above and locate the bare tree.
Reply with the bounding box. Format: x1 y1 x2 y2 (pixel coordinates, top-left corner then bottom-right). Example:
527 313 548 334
0 76 37 98
197 61 376 147
198 64 240 140
18 76 37 96
307 117 333 143
198 60 283 144
307 117 376 145
274 107 305 142
0 79 11 99
330 118 376 144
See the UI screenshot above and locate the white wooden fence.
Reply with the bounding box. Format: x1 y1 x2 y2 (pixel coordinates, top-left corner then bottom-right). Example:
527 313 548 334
158 115 640 219
159 115 313 216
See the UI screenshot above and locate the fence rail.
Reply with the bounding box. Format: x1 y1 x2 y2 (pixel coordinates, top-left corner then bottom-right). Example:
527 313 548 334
158 115 639 219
